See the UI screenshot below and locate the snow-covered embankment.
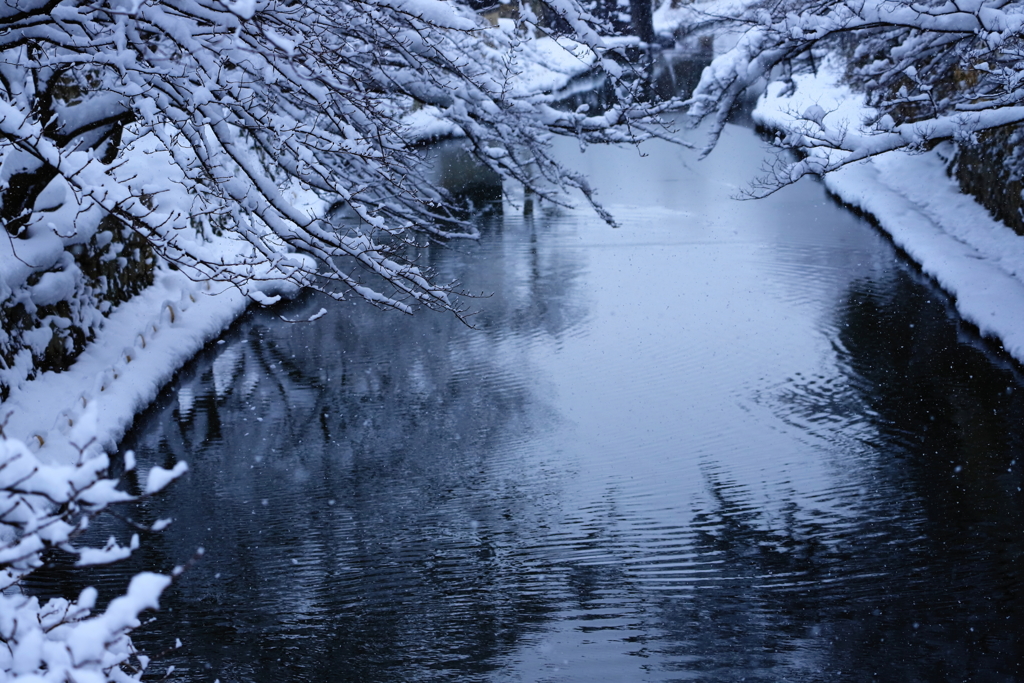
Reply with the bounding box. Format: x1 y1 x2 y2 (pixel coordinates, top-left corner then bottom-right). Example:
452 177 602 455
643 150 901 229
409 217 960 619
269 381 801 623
0 271 246 464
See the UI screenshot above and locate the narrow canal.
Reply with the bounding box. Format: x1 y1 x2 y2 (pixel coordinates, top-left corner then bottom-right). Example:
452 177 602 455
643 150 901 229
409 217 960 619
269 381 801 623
35 117 1024 681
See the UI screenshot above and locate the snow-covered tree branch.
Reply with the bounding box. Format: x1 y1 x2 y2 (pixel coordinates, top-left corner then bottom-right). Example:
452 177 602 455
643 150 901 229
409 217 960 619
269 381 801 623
687 0 1024 193
0 432 187 681
0 0 677 321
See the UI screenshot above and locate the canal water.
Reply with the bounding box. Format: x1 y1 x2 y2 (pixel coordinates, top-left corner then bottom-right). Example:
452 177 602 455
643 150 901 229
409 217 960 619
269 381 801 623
35 119 1024 681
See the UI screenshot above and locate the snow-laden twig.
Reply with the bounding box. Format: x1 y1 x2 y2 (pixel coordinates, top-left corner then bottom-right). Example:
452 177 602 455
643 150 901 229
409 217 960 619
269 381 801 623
0 0 678 324
686 0 1024 192
0 432 183 682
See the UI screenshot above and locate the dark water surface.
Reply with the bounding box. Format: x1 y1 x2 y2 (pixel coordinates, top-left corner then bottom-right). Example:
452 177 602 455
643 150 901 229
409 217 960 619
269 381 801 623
38 121 1024 681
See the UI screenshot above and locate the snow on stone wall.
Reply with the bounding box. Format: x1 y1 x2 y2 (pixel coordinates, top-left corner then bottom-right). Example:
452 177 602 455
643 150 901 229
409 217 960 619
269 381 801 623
1 217 158 402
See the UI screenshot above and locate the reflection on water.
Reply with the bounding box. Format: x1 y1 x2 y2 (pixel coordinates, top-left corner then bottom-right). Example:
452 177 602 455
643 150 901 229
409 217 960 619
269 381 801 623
27 121 1024 682
552 49 711 113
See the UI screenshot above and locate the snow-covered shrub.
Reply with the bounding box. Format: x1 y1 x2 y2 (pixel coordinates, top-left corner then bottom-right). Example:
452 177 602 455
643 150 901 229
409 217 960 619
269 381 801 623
0 434 186 681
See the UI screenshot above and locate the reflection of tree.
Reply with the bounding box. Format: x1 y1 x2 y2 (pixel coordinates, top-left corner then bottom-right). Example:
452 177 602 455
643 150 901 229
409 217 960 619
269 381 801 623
551 52 711 115
837 262 1024 533
830 263 1024 678
28 208 592 682
722 258 1024 680
657 474 838 678
459 212 589 345
642 260 1024 681
651 454 1021 681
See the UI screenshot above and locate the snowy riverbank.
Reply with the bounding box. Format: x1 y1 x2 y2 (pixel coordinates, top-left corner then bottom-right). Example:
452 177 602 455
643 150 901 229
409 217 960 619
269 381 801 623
0 270 246 465
753 66 1024 366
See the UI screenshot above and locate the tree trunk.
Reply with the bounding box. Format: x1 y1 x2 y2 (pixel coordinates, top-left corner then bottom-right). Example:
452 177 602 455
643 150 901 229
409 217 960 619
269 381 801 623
629 0 654 45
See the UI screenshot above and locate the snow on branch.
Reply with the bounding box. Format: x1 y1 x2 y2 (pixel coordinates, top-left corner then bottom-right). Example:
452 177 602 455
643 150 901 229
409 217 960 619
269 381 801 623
686 0 1024 192
0 0 678 324
0 433 183 681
